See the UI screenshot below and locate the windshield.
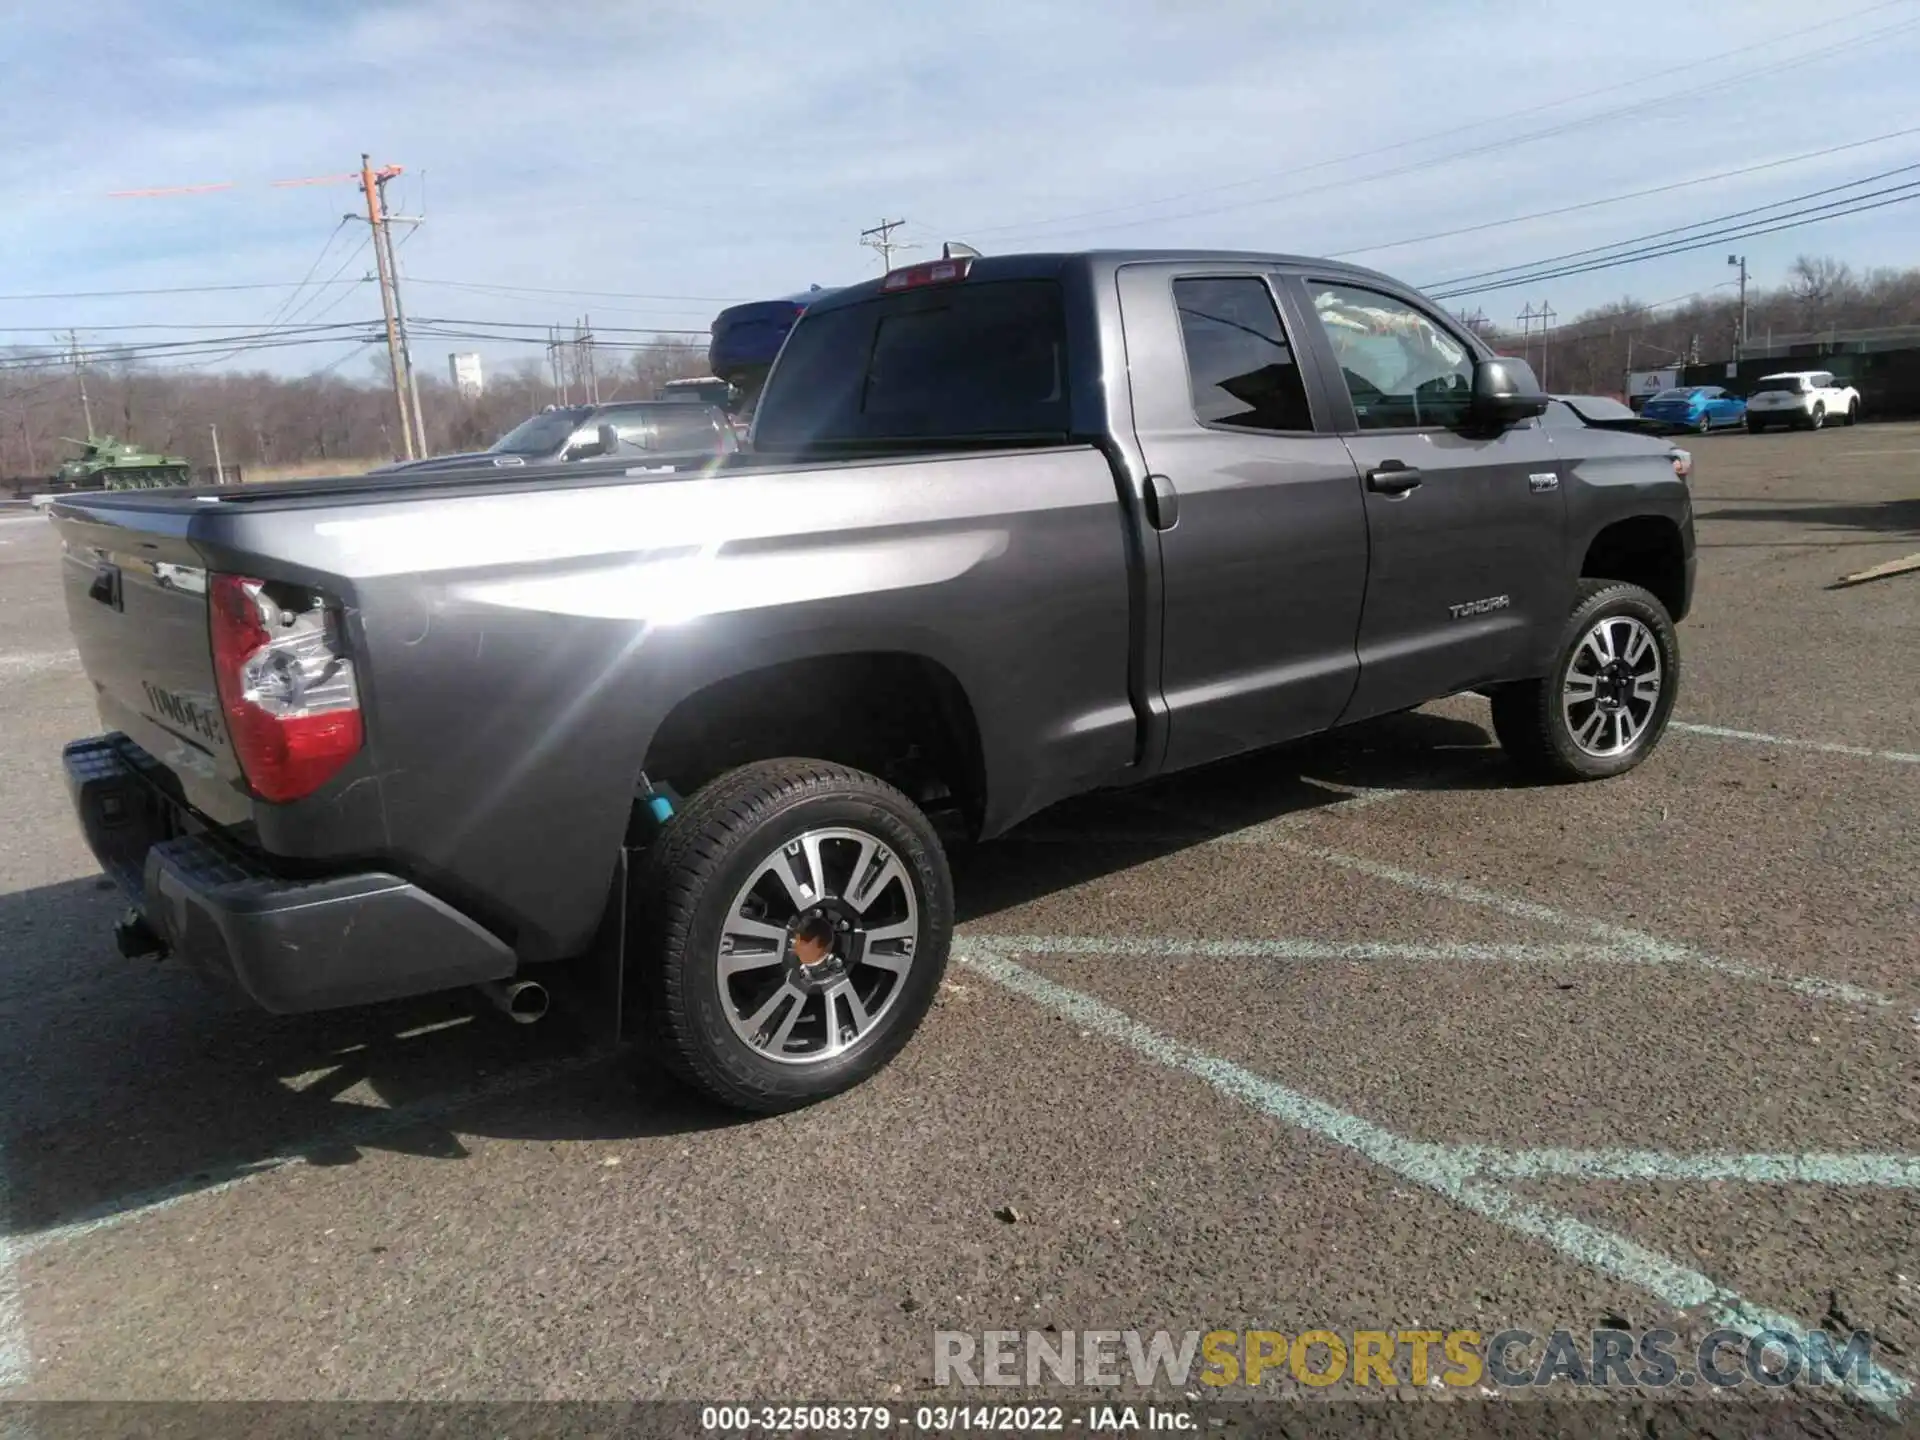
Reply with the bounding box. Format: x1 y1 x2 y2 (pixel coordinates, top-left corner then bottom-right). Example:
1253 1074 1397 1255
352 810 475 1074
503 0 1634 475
487 407 593 455
1751 377 1807 394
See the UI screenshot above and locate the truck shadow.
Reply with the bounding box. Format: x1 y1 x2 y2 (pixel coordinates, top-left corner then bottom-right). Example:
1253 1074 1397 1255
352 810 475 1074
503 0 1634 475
958 706 1512 922
0 709 1507 1240
1695 496 1920 539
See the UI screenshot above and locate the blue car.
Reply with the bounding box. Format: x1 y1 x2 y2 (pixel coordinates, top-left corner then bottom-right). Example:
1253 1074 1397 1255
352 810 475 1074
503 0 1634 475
1639 385 1746 433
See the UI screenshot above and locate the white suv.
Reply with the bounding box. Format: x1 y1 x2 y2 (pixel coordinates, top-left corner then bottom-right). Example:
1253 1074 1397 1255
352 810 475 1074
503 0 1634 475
1744 370 1861 432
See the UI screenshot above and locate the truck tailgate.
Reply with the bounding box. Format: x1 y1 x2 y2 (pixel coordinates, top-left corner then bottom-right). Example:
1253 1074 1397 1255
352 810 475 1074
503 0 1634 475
52 499 249 819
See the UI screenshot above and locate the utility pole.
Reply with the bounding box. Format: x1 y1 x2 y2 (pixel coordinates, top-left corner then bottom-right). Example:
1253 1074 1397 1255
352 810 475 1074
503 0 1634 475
358 153 416 460
379 182 429 455
581 316 599 404
860 218 908 272
63 331 95 436
209 423 224 486
1727 253 1748 363
1516 301 1554 386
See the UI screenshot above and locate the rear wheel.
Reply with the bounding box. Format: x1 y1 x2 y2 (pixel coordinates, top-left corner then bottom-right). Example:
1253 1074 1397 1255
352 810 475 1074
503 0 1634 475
1695 414 1712 435
1807 403 1826 431
634 758 953 1114
1746 418 1767 434
1490 580 1679 783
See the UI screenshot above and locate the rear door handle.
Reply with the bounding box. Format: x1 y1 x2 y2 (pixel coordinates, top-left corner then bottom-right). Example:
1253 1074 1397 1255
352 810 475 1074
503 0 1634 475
1145 473 1179 530
1366 464 1422 496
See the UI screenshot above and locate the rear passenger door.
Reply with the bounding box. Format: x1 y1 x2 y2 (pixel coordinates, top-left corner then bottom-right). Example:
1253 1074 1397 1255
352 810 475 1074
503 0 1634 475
1285 276 1568 722
1117 264 1370 773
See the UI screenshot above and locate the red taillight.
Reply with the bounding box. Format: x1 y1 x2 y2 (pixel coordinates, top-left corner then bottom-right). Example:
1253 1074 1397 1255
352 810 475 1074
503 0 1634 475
209 573 364 803
881 257 973 291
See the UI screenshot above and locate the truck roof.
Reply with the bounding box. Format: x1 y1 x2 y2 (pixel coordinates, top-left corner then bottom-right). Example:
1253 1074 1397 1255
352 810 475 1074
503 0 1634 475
803 249 1414 314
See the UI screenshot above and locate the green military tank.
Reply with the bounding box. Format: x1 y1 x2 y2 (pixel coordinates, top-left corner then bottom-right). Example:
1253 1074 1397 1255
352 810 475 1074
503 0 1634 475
52 435 195 492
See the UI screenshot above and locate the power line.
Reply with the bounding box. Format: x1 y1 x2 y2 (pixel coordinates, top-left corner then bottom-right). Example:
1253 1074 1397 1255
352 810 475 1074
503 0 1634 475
0 279 369 302
409 278 748 304
939 8 1920 243
1329 124 1920 261
1424 159 1920 293
1426 176 1920 300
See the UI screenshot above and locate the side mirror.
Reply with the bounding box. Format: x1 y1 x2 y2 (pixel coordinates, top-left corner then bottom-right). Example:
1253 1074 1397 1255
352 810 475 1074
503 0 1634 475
1470 356 1549 426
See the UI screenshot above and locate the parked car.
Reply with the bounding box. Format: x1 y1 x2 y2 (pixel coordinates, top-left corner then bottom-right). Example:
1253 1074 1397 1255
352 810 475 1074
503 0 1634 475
1638 385 1746 434
1744 370 1861 432
52 249 1695 1114
655 376 735 408
367 401 737 475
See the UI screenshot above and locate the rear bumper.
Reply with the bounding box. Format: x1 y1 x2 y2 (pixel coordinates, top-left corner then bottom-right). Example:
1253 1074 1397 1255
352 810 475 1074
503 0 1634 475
62 733 516 1013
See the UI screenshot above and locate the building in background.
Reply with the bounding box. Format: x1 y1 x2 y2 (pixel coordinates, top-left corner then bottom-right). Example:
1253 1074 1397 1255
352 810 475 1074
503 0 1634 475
448 352 484 400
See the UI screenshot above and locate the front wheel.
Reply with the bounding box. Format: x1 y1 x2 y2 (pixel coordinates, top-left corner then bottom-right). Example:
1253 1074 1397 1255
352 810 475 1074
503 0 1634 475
1845 400 1860 426
1490 580 1680 783
634 758 953 1113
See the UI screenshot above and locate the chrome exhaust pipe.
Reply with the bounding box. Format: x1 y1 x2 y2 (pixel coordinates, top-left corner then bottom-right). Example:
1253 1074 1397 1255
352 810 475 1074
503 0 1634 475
478 979 549 1025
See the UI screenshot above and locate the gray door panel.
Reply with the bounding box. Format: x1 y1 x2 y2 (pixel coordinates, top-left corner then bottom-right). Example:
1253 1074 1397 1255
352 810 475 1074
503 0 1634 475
1117 264 1369 773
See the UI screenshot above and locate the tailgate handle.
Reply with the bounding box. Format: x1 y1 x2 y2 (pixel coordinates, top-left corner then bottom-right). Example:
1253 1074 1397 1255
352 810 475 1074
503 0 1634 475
88 563 123 610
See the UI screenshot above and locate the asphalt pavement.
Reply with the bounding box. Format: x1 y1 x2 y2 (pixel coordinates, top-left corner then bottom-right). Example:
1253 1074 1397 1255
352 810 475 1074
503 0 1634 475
0 425 1914 1426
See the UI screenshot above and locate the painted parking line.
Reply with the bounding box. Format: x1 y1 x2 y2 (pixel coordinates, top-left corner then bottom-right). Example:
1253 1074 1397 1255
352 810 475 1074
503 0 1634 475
970 932 1639 970
11 1049 610 1259
1670 721 1920 766
1108 787 1893 1015
1458 1148 1920 1187
0 1141 26 1388
958 943 1912 1415
0 652 79 679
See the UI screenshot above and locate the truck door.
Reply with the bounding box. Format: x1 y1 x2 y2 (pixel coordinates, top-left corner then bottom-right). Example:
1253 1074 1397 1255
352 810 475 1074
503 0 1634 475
1283 276 1568 723
1115 264 1370 773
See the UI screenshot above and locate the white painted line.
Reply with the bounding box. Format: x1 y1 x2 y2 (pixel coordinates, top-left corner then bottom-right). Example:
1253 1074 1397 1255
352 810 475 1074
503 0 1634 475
0 1140 28 1389
1262 837 1890 1012
1459 1147 1920 1187
0 652 79 679
959 945 1912 1415
966 932 1642 969
1671 721 1920 765
14 1050 607 1256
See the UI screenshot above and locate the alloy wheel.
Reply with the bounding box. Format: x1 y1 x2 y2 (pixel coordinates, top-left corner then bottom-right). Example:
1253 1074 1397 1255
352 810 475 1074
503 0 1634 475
1562 615 1663 758
717 826 921 1065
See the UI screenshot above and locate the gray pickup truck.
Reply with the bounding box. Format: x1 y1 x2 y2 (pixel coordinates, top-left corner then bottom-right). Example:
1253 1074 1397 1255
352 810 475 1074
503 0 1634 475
53 249 1695 1113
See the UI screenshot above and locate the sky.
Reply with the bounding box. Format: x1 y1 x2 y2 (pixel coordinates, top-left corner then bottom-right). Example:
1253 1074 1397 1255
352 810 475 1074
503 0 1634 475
3 0 1918 385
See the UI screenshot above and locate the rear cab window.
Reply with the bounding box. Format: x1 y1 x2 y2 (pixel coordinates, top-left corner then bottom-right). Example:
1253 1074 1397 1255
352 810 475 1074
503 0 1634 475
751 278 1071 452
1172 276 1315 432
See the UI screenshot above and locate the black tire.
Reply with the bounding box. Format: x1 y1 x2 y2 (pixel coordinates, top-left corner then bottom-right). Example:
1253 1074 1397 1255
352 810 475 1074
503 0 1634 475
1489 579 1680 783
1746 418 1766 434
1845 399 1860 426
634 758 953 1114
1695 414 1712 435
1807 403 1826 431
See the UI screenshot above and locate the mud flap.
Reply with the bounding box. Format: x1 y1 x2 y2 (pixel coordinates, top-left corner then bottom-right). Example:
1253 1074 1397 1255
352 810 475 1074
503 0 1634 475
549 777 681 1047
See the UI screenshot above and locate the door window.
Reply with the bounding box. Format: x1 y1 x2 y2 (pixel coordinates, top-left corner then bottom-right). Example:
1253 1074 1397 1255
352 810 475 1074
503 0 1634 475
1307 283 1475 430
1172 276 1314 432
